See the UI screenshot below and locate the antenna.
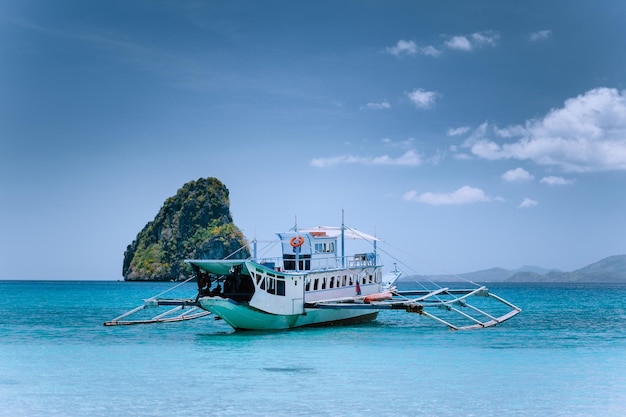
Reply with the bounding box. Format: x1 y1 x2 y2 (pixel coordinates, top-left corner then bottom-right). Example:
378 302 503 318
341 208 345 267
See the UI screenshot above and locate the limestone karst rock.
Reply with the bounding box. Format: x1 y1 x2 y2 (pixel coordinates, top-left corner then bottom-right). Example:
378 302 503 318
123 178 249 281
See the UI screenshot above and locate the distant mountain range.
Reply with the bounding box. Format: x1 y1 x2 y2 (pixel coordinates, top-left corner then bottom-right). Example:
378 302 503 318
402 255 626 283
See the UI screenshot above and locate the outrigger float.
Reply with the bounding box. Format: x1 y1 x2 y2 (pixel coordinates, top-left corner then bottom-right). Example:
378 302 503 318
106 223 521 330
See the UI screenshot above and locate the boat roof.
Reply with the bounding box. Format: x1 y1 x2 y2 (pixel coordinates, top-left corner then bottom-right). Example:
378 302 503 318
185 260 249 275
297 226 380 241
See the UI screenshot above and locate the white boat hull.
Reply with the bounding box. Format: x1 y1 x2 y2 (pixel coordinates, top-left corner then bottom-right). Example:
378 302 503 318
199 296 378 330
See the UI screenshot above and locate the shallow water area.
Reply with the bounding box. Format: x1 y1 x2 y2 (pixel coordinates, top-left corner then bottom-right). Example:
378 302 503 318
1 280 625 416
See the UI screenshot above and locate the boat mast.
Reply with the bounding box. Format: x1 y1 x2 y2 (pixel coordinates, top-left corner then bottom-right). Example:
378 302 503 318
373 227 377 262
295 214 300 272
341 209 345 267
253 228 257 261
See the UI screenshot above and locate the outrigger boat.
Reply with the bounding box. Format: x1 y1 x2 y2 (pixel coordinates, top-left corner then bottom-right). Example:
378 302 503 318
106 223 521 330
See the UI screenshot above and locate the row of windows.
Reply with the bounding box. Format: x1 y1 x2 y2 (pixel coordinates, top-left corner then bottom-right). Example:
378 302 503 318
255 272 286 296
314 242 335 253
305 272 379 292
253 269 381 296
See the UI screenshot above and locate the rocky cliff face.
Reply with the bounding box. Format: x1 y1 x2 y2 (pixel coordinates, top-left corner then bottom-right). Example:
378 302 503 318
123 178 249 281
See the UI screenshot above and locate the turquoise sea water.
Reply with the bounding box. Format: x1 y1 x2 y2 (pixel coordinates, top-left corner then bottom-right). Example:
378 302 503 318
1 280 625 417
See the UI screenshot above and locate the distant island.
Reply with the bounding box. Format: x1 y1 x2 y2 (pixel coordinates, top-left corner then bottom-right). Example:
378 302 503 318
404 254 626 283
122 177 249 281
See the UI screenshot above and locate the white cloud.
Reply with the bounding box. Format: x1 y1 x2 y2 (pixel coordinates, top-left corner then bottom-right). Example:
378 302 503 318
421 45 442 57
502 168 534 182
403 186 490 206
429 149 448 166
519 198 538 208
383 137 415 149
373 150 422 166
311 150 422 168
386 40 418 57
463 88 626 172
467 138 500 160
471 31 499 47
362 100 391 110
447 126 470 136
453 152 472 160
406 88 440 109
529 30 552 42
494 124 527 138
540 176 574 185
449 144 473 160
386 39 441 57
446 36 472 51
445 31 499 51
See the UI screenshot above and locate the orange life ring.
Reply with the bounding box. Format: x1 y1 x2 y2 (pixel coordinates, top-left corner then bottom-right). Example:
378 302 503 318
290 236 305 248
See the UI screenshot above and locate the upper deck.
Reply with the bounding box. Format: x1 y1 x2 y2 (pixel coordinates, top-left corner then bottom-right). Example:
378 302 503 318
275 230 378 272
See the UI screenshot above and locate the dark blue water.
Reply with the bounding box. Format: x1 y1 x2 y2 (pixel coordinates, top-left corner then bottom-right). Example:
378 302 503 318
1 281 625 416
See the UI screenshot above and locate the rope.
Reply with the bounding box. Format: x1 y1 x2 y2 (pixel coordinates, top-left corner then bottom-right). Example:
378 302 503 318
147 274 196 300
224 244 250 260
375 238 482 288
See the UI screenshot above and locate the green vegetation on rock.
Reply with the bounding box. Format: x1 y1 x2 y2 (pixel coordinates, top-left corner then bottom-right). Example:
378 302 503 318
122 178 249 281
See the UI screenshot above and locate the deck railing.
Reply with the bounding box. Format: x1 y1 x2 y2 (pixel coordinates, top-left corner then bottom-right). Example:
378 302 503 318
256 253 379 272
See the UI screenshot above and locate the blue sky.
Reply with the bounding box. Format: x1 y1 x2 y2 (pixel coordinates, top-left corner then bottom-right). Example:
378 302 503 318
2 0 626 280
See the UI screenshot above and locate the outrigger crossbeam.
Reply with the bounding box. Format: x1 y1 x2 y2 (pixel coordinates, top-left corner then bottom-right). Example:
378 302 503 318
104 298 211 326
306 286 522 330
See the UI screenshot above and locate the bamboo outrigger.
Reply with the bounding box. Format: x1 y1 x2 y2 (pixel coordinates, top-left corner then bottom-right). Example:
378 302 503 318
104 297 210 326
104 278 211 326
308 285 521 330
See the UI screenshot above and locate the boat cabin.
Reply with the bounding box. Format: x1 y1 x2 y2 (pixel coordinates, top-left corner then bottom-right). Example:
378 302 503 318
277 231 338 271
189 228 382 315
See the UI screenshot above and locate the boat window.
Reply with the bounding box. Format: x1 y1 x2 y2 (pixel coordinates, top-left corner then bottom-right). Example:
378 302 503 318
260 276 286 296
305 278 311 291
342 275 347 286
314 242 336 253
255 273 263 285
277 280 285 296
329 277 335 288
321 278 326 290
